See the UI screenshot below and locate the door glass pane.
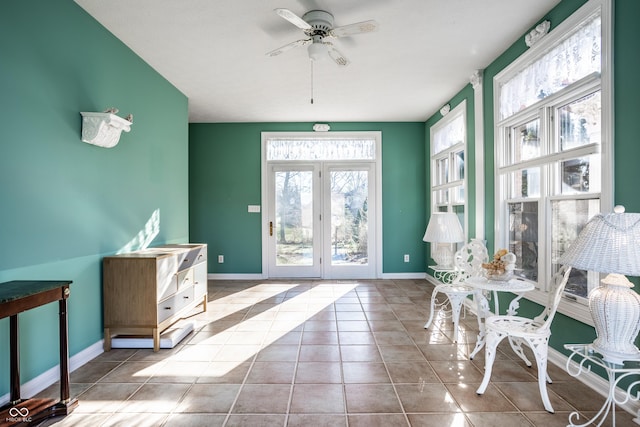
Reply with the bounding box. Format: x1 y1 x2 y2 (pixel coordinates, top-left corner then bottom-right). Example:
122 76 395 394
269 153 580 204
330 171 368 266
508 201 539 281
275 170 313 266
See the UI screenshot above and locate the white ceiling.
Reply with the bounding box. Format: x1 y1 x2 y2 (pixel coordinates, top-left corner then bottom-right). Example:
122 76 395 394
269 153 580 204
74 0 560 123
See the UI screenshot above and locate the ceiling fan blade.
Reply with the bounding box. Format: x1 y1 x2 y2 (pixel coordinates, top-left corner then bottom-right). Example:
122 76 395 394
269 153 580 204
327 45 350 66
330 20 379 37
266 39 311 57
274 8 312 30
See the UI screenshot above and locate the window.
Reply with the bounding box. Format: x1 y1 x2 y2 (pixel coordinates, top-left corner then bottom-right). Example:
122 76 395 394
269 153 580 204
266 137 376 161
430 102 467 238
494 0 611 323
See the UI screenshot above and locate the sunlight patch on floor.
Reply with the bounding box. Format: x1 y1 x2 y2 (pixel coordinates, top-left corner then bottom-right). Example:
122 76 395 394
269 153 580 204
144 282 359 378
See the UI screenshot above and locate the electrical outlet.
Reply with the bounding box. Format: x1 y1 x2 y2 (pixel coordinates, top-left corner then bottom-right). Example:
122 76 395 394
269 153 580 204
218 255 224 263
404 254 410 263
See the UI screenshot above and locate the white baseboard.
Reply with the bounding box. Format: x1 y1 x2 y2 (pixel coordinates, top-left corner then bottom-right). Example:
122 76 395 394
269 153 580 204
209 273 429 281
0 340 104 405
208 273 265 280
381 273 427 279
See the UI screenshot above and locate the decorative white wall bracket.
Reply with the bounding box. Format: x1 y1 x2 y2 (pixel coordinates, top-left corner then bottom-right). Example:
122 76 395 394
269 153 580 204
80 110 132 148
525 20 551 48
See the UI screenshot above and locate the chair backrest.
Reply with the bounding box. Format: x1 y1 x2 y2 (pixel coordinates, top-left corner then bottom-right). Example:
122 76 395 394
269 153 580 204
532 265 572 330
453 239 489 283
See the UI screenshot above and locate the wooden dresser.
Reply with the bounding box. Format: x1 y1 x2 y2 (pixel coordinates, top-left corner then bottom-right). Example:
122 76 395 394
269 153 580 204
102 243 207 351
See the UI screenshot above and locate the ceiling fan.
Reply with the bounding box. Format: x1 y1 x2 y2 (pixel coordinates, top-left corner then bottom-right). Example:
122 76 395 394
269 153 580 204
266 8 378 66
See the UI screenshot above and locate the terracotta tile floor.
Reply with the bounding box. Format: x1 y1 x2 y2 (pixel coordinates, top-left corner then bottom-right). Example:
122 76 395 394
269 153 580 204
38 279 638 426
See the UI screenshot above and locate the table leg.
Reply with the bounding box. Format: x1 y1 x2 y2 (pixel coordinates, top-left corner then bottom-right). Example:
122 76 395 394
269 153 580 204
153 328 160 352
104 328 112 352
9 314 20 404
470 291 491 359
59 297 71 404
40 291 79 419
566 354 617 427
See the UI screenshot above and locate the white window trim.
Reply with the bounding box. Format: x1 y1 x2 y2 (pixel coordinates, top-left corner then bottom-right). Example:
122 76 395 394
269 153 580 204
430 100 468 231
493 0 613 326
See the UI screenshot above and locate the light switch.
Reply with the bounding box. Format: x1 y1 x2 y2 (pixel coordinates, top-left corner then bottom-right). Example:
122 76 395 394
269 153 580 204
248 205 261 213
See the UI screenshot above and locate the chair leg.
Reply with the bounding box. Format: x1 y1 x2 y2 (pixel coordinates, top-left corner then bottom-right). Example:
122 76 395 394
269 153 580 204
507 336 533 367
530 337 554 413
448 293 468 343
476 329 505 395
424 290 439 329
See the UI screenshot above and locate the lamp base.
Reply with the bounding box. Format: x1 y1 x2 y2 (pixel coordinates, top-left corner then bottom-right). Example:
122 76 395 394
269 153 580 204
589 273 640 365
592 344 640 365
433 244 455 268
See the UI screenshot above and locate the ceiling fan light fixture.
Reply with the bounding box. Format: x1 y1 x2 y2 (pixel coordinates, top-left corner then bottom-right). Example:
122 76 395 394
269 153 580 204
307 42 328 61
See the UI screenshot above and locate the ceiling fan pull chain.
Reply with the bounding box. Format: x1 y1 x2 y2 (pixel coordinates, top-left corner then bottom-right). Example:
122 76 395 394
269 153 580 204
310 61 314 105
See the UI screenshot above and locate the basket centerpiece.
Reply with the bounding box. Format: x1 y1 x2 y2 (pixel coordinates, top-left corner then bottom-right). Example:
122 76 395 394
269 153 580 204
482 249 516 281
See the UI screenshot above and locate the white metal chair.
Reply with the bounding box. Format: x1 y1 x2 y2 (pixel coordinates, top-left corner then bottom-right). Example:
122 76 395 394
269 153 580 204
476 265 572 413
424 239 488 342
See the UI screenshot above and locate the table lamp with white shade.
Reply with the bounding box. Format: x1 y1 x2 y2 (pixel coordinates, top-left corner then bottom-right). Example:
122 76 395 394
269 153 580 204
558 205 640 364
423 212 465 268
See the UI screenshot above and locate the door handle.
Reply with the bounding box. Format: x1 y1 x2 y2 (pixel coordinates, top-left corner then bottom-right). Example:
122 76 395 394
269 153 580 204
270 221 273 236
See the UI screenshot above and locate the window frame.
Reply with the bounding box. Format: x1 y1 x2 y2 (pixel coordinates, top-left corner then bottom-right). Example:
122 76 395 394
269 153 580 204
430 101 468 249
493 0 613 326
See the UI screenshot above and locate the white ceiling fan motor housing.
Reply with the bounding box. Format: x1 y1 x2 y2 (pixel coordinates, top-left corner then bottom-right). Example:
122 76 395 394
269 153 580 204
302 10 334 37
303 10 334 61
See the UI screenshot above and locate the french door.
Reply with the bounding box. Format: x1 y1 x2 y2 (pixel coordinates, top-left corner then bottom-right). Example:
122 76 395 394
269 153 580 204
266 162 375 278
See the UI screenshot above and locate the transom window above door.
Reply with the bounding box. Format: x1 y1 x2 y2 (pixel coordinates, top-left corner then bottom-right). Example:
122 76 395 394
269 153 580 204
266 137 376 161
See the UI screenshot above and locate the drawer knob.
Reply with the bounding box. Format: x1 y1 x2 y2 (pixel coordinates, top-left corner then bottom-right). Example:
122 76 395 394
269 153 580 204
183 296 190 299
164 307 172 310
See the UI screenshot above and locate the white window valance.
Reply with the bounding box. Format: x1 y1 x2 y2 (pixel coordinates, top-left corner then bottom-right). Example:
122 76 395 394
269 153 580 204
499 14 601 120
433 113 464 155
266 138 376 161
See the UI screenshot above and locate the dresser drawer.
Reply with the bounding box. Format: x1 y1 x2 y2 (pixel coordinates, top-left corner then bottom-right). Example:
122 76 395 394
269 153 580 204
157 286 195 324
177 268 194 291
156 255 179 301
179 245 207 270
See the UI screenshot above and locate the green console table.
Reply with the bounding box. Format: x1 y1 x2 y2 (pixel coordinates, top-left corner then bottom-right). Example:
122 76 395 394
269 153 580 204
0 281 78 426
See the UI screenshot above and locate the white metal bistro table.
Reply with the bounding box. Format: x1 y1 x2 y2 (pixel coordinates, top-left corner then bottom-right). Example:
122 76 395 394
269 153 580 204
564 343 640 427
465 276 535 359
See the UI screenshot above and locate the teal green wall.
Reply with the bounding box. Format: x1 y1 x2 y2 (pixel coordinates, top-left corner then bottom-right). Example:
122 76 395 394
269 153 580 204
189 122 426 275
0 1 189 396
613 0 640 213
425 0 640 360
